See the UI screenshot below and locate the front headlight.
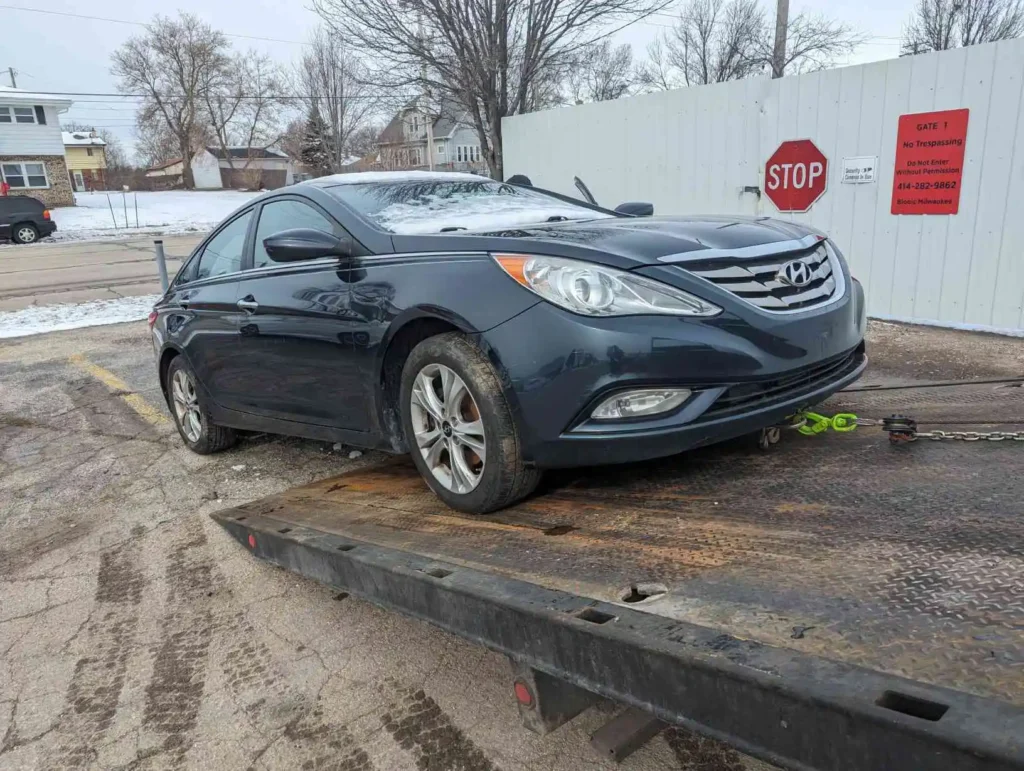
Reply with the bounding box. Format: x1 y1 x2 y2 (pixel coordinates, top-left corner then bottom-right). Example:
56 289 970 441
494 254 721 317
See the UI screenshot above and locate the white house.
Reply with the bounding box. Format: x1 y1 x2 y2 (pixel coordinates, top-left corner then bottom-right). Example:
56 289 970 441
145 149 224 190
208 147 295 188
0 85 74 207
146 147 295 190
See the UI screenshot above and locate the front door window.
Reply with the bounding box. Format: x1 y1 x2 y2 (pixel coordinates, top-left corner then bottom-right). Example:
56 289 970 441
73 171 85 192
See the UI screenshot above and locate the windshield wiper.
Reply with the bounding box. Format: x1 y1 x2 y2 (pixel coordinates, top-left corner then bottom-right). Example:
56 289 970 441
440 226 467 232
546 215 569 222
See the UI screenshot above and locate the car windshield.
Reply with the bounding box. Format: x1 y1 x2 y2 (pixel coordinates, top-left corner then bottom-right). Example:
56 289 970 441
325 179 612 234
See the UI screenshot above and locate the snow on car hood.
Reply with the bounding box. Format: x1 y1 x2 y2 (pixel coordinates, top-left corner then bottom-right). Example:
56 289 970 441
373 192 613 235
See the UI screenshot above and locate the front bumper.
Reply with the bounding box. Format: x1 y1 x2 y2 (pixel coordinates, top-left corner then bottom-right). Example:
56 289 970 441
482 278 867 468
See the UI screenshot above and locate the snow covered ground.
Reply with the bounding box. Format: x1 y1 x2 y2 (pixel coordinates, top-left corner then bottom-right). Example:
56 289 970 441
45 190 259 243
0 295 158 339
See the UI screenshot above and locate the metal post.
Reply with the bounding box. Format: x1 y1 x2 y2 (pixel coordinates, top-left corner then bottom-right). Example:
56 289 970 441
154 240 169 292
106 194 118 229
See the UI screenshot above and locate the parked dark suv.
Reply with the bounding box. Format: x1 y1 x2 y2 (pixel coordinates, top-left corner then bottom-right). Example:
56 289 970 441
0 196 56 244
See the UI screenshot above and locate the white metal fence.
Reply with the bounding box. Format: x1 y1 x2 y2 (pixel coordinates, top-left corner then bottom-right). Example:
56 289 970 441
502 39 1024 333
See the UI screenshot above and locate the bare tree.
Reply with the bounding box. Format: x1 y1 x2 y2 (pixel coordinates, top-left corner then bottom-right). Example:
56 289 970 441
279 117 307 163
111 14 230 189
766 11 864 76
639 0 862 89
346 123 382 159
902 0 1024 53
637 37 678 90
668 0 764 86
564 41 638 103
133 110 184 168
312 0 669 179
205 51 287 180
296 27 378 174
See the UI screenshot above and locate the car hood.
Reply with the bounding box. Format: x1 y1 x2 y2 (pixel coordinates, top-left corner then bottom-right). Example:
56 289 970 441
472 215 825 269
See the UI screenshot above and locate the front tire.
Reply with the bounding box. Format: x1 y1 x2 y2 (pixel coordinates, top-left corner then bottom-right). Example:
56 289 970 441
12 223 38 244
166 356 236 454
400 333 541 514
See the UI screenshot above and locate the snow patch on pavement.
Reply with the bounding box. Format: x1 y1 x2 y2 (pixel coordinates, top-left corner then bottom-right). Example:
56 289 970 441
0 295 159 339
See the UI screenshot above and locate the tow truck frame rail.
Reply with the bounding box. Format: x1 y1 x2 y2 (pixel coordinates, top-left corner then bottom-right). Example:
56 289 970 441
214 509 1024 771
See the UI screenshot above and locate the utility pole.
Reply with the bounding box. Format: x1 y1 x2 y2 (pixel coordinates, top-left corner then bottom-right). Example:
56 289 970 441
415 11 435 171
771 0 789 79
7 67 17 88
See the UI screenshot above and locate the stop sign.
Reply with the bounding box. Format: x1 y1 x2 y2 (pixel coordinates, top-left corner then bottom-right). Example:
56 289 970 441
764 140 828 212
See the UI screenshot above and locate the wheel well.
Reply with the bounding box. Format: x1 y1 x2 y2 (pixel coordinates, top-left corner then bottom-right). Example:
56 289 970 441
158 348 180 400
12 221 38 235
380 317 461 452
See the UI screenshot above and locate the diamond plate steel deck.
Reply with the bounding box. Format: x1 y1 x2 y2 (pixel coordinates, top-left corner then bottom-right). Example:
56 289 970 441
223 380 1024 711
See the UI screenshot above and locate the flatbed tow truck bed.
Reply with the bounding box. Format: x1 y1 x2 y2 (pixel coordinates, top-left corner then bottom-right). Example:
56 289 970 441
213 380 1024 771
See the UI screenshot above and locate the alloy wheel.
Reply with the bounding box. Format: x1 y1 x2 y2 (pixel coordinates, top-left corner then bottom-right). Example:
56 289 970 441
171 369 203 443
409 363 486 494
15 227 37 243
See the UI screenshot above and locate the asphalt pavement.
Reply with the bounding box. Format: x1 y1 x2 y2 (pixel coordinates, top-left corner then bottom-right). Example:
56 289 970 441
0 234 202 312
0 322 773 771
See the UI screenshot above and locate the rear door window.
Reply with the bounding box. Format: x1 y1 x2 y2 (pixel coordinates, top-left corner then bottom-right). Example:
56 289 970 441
196 210 253 280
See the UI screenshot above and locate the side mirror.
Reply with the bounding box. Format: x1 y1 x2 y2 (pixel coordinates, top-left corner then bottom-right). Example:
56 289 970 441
615 202 654 217
262 228 352 262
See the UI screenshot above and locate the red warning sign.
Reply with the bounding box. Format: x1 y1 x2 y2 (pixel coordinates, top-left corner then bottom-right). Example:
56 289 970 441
891 109 969 215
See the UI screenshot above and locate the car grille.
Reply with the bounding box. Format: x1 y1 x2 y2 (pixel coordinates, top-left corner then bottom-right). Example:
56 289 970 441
701 347 865 420
683 242 840 312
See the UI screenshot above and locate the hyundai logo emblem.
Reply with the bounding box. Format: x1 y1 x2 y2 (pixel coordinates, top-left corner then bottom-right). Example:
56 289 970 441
777 259 814 287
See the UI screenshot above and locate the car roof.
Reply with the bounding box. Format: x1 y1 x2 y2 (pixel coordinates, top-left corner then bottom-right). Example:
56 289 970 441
0 196 44 209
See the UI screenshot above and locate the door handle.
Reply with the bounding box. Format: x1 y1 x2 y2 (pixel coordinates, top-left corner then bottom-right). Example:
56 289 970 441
236 298 259 313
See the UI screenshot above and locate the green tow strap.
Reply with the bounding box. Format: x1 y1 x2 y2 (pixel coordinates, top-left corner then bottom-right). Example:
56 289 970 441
796 411 860 436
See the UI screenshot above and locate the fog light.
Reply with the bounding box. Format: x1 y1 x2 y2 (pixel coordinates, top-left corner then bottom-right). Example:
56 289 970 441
591 388 691 420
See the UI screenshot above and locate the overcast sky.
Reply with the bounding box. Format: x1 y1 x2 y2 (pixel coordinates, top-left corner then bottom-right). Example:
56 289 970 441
1 0 911 160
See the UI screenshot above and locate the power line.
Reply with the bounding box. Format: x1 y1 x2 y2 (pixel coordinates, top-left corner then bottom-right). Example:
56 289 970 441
32 90 417 100
0 5 309 46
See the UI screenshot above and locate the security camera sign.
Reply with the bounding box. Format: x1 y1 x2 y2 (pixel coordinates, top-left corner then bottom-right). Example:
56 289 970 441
841 156 877 184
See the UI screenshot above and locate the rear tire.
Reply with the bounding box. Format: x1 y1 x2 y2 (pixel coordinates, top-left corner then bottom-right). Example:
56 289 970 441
12 223 38 244
166 356 236 454
400 333 541 514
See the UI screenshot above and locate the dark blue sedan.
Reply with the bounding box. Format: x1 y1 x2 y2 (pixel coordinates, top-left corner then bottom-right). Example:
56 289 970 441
151 171 866 513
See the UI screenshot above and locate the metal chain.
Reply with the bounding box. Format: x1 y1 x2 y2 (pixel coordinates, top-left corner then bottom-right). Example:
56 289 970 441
913 429 1024 442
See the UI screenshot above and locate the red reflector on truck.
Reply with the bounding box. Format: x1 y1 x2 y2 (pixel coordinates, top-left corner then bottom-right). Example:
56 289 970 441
513 680 533 707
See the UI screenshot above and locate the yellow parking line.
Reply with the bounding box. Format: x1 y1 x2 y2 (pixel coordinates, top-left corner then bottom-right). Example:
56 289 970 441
69 353 169 426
